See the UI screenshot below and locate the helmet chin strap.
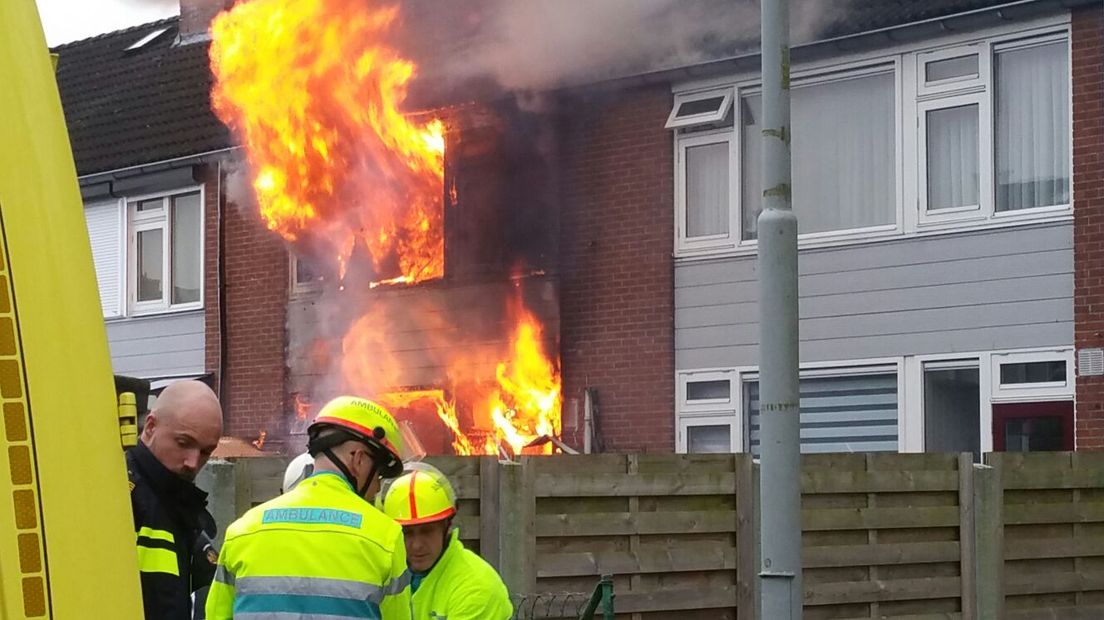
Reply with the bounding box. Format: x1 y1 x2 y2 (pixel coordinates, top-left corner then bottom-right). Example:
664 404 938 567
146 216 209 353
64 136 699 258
322 447 378 498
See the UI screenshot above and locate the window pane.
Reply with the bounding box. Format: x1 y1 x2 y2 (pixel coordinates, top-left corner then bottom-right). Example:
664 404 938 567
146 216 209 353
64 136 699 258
171 193 201 304
996 42 1070 212
687 379 730 401
685 142 729 238
927 104 980 210
687 425 730 453
136 229 163 302
295 256 319 284
135 198 162 212
1000 360 1067 385
743 72 895 239
924 366 980 456
1004 416 1064 451
677 96 726 118
747 372 898 454
925 55 979 82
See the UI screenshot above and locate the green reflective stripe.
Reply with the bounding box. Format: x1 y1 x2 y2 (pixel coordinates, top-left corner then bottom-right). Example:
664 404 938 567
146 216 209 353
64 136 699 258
136 545 179 575
237 576 385 604
234 593 381 618
137 526 174 543
214 564 235 586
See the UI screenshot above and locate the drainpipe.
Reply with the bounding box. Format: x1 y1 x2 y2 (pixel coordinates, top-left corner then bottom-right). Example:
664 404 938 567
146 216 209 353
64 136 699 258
757 0 803 618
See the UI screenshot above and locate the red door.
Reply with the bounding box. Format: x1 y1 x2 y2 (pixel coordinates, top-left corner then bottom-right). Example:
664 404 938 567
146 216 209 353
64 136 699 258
992 401 1074 452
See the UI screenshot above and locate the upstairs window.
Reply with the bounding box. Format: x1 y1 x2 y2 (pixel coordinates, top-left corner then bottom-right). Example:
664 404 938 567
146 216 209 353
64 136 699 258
128 190 203 315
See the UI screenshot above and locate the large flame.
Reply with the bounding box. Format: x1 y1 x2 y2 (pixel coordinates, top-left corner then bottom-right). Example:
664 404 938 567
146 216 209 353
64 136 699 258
211 0 563 454
210 0 444 284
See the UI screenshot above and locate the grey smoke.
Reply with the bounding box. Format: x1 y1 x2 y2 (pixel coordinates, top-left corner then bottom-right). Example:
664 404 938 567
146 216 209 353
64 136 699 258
440 0 850 92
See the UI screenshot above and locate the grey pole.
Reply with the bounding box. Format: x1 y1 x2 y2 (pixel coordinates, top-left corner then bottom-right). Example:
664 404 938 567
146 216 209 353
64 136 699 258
757 0 802 617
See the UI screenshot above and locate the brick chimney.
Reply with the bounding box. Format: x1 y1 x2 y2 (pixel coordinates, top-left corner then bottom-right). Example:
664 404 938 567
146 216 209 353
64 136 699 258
179 0 234 39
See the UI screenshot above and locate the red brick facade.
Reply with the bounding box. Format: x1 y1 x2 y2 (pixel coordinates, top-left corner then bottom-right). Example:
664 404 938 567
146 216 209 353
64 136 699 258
559 86 676 453
1073 7 1104 449
205 164 290 440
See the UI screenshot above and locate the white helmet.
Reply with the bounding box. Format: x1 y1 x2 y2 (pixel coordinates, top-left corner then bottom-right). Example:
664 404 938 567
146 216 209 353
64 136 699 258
282 452 314 493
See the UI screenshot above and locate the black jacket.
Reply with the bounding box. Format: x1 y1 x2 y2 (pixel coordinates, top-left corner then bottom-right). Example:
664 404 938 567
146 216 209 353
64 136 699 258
127 442 217 620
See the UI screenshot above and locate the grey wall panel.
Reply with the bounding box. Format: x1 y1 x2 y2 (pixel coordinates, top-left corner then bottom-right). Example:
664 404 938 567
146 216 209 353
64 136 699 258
675 222 1073 369
105 311 205 377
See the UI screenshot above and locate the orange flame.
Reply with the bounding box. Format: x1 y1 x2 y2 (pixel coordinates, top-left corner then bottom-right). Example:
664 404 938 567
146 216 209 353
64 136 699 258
251 430 267 450
209 0 444 285
293 394 311 421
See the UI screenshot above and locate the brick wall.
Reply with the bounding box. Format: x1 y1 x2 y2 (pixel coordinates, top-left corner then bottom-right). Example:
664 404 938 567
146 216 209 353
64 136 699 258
215 170 289 440
559 86 675 453
200 164 222 396
1074 7 1104 450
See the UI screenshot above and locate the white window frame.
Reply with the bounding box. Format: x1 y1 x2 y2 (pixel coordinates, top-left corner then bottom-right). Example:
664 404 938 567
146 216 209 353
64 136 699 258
126 187 205 316
678 368 737 413
916 92 992 223
670 17 1072 261
990 349 1074 400
906 347 1074 454
289 252 323 296
666 88 734 130
677 415 739 454
675 130 738 253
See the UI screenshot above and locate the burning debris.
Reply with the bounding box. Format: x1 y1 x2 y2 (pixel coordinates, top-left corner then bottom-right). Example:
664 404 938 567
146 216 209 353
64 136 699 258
209 0 564 455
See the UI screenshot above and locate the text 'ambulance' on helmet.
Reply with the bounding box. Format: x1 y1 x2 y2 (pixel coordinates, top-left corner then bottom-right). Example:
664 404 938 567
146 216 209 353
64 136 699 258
381 462 457 525
307 395 426 478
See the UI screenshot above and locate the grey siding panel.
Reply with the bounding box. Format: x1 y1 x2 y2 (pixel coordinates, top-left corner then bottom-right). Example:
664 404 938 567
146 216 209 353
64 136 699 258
105 311 205 377
675 223 1073 369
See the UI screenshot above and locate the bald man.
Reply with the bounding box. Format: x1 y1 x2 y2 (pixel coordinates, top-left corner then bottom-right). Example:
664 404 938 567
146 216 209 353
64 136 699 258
127 380 223 620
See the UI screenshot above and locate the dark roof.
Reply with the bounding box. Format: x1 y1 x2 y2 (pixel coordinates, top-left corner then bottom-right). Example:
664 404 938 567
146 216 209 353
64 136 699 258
53 0 1070 175
53 17 232 177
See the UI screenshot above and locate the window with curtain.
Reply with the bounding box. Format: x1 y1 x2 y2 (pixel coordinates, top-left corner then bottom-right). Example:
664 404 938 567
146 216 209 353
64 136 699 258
746 371 899 454
742 71 896 239
684 140 730 239
926 103 981 211
995 41 1070 212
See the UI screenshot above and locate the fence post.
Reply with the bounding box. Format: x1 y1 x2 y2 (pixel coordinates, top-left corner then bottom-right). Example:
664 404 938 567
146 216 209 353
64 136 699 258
736 454 759 619
196 458 237 547
959 453 977 620
974 454 1004 620
498 457 536 597
479 456 502 570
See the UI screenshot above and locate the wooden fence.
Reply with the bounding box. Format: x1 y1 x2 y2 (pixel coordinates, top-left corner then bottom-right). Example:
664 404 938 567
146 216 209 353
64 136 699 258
197 452 1104 619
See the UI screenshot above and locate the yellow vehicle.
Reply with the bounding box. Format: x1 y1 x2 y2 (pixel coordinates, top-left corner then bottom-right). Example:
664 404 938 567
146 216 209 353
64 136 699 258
0 0 144 617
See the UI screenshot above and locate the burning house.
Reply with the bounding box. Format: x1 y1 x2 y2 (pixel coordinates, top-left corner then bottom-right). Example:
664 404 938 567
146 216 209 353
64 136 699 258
58 0 1104 456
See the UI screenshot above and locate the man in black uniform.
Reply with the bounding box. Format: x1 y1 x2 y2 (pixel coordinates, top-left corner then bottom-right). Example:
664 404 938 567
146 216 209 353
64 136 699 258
127 380 223 620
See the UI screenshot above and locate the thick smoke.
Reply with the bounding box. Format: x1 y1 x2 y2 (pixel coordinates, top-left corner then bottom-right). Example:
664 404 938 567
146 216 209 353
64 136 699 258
435 0 850 92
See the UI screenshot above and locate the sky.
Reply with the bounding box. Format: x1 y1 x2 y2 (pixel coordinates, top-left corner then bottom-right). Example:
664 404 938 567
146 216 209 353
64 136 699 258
35 0 178 47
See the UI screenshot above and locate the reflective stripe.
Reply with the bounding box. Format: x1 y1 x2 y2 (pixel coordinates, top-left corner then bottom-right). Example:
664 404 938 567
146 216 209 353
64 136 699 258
214 563 235 586
234 593 381 618
136 526 174 543
237 576 386 604
136 545 179 575
236 613 369 620
383 569 412 596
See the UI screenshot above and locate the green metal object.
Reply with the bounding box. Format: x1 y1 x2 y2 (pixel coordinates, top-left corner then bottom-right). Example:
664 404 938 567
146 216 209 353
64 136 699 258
511 575 614 620
577 574 614 620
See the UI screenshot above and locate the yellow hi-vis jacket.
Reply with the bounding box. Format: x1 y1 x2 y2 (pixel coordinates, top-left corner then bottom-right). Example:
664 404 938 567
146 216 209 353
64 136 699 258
410 529 512 620
206 471 412 619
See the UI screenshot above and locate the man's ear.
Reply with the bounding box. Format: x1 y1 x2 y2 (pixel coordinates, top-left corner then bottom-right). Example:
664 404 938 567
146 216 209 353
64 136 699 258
142 412 158 440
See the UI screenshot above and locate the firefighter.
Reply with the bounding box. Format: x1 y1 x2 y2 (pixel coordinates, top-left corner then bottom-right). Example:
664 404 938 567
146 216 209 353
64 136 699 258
206 396 418 619
128 380 223 620
380 463 513 620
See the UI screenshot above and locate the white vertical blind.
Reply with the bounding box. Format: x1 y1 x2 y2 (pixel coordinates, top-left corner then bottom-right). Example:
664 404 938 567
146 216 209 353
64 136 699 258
685 141 730 238
84 200 122 318
996 41 1070 212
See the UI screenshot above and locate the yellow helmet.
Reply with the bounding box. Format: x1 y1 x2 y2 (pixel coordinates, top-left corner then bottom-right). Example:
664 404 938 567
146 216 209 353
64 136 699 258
308 396 419 479
381 463 457 525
